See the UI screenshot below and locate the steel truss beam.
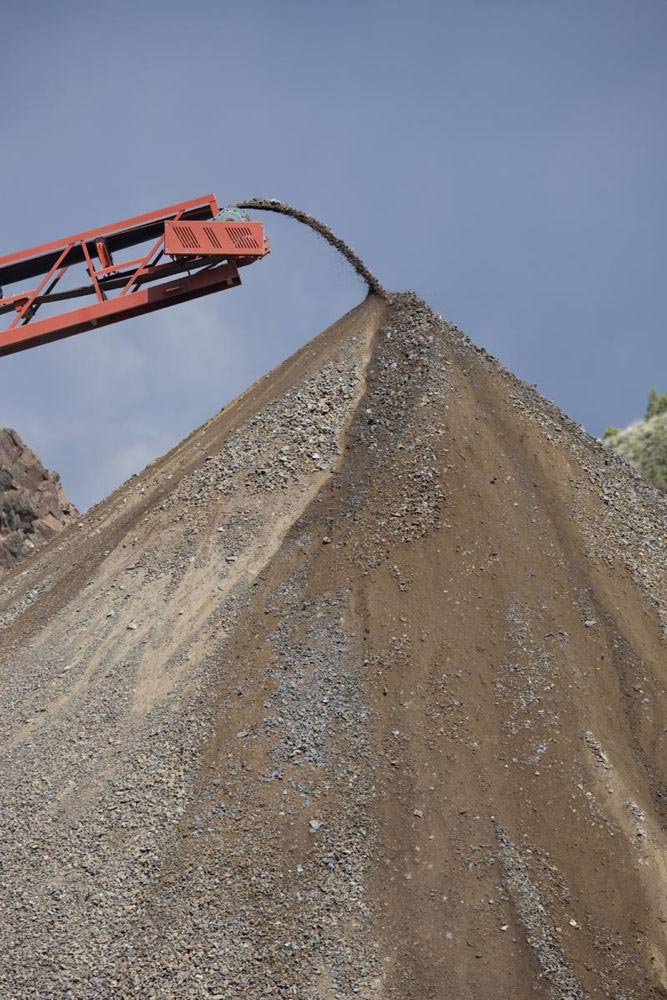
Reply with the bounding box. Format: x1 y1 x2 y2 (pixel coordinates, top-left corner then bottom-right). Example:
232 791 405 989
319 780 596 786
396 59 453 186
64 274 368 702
0 195 269 357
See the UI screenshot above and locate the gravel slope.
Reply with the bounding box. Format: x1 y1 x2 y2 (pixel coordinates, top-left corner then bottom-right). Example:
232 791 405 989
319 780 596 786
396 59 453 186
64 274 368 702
0 293 665 999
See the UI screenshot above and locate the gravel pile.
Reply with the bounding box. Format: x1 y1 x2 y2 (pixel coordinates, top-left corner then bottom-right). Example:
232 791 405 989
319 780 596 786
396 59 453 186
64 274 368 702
504 378 667 630
166 348 366 506
0 291 665 998
347 293 449 554
0 302 381 998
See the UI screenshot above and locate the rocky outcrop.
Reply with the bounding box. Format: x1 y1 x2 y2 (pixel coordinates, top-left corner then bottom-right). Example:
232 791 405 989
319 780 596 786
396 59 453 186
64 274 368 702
0 428 77 570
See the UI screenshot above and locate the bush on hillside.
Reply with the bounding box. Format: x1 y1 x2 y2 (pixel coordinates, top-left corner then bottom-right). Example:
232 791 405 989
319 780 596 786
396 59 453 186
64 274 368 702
646 389 667 420
604 391 667 492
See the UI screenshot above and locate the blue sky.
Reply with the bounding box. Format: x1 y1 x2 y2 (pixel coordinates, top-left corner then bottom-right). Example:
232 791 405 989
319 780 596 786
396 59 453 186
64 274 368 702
2 0 666 509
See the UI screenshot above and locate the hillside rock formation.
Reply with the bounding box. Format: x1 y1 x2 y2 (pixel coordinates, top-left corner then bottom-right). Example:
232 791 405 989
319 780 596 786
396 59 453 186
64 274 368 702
0 295 665 999
0 428 77 570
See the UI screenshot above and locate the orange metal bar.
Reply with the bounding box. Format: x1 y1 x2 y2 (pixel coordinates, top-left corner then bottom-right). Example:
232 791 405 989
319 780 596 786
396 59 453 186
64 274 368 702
0 194 219 275
118 234 166 297
81 240 106 303
28 264 70 323
0 263 241 358
0 194 269 358
9 244 72 330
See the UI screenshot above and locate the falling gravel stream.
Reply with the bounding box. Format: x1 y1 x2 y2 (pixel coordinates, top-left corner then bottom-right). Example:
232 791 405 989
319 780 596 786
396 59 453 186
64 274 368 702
236 198 386 298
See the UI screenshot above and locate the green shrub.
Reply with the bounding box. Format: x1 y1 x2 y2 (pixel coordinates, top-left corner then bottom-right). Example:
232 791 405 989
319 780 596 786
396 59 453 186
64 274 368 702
605 411 667 492
646 389 667 420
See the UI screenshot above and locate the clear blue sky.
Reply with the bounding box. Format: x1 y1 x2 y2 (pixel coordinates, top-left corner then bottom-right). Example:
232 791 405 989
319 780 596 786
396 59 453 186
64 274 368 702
2 0 666 509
